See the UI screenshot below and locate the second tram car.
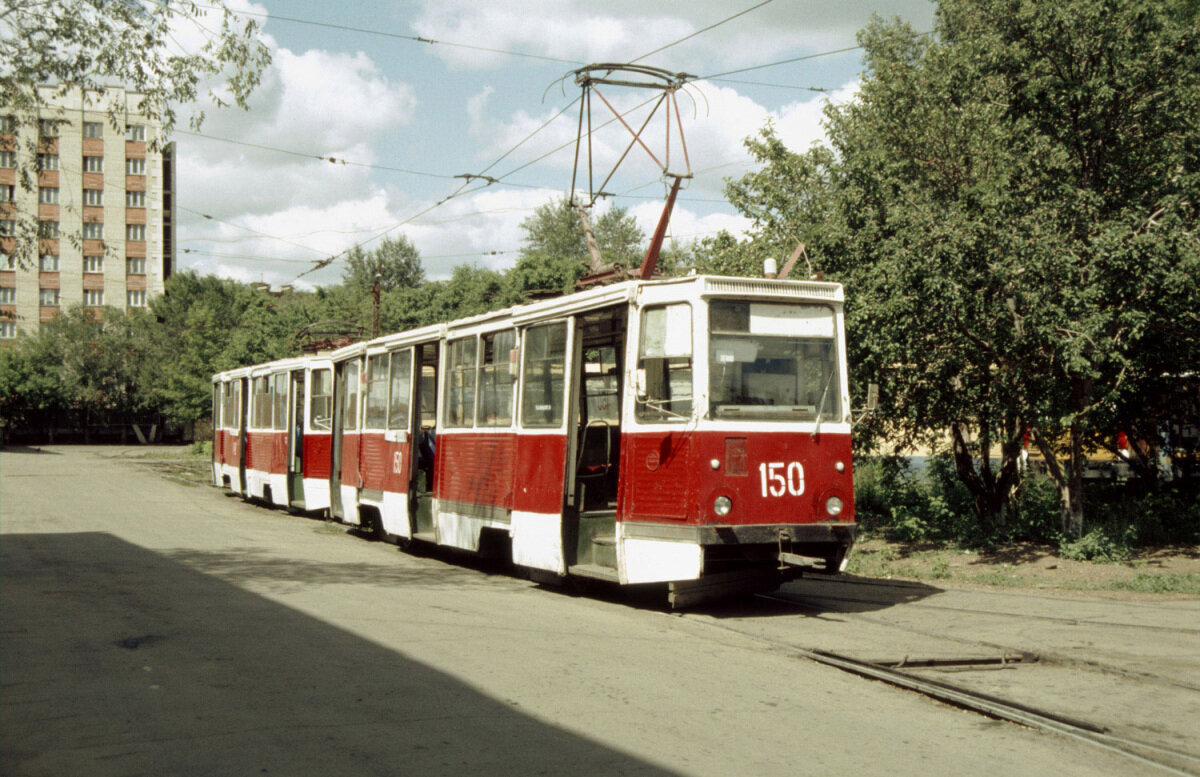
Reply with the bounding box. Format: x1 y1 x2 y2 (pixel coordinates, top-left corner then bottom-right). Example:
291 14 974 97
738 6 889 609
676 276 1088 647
213 274 857 602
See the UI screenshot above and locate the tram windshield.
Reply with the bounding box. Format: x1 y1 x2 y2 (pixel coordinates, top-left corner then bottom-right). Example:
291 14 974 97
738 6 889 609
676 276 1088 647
708 300 841 422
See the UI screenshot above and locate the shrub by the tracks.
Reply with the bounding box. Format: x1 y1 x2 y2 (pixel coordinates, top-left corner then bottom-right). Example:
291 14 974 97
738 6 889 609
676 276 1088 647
854 456 1198 556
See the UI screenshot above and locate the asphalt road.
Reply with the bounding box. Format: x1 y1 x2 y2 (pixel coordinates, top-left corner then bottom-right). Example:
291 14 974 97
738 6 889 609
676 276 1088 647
0 445 1186 776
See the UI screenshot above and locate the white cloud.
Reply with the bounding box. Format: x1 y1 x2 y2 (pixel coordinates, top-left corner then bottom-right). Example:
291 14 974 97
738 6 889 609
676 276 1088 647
175 2 887 290
412 0 935 71
177 18 420 285
466 75 860 203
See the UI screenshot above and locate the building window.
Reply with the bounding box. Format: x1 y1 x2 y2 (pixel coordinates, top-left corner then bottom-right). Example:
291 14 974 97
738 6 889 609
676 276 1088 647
82 222 103 239
0 151 13 168
84 255 103 272
125 124 145 141
0 287 14 304
2 253 14 269
0 322 16 339
83 156 103 173
125 190 145 208
126 256 145 275
38 119 59 137
38 187 59 204
39 288 59 306
125 223 145 241
0 220 14 236
39 254 59 271
0 184 13 202
84 289 103 306
38 153 59 171
37 221 59 238
125 157 146 175
83 121 104 139
84 189 103 206
0 116 14 133
127 289 146 307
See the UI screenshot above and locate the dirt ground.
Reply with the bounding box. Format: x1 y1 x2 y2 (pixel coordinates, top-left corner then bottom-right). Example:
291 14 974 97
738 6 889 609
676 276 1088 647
847 536 1200 596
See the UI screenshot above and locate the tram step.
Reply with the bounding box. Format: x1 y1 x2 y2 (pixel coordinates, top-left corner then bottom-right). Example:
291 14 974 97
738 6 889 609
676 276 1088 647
568 563 620 583
590 534 617 568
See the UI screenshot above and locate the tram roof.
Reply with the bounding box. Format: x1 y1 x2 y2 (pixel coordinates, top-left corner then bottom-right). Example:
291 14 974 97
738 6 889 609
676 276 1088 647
222 274 845 374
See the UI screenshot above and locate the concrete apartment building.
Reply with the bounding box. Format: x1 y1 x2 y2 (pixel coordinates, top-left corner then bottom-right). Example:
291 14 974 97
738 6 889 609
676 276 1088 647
0 85 175 339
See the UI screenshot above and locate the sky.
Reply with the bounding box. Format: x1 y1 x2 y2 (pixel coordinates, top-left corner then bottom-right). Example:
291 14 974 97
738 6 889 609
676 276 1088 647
174 0 937 289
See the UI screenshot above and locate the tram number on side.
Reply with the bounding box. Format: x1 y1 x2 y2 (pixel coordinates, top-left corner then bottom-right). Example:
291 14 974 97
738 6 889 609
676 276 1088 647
758 461 805 498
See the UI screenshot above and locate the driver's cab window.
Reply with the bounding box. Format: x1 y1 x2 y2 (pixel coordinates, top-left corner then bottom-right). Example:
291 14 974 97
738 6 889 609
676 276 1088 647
636 303 692 422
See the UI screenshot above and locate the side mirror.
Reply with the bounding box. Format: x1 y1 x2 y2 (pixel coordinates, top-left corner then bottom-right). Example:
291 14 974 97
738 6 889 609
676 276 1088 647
866 383 879 413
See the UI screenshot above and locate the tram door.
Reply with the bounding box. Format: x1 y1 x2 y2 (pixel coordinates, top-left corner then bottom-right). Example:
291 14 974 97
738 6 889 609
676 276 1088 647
565 306 625 569
409 342 439 537
287 369 305 507
330 362 346 519
237 377 248 494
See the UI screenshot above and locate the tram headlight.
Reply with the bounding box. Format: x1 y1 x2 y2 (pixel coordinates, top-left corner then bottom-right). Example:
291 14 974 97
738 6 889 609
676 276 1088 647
825 496 844 517
713 495 733 517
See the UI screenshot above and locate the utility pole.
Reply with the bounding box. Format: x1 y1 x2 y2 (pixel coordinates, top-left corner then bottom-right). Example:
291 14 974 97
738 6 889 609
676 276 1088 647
372 273 381 338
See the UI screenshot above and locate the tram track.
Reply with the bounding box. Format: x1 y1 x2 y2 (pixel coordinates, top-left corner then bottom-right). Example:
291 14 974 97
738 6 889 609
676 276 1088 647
786 576 1200 634
677 605 1200 777
761 589 1200 692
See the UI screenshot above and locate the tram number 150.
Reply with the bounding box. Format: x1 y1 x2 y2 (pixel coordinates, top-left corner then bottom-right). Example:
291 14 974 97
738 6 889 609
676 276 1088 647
759 461 805 498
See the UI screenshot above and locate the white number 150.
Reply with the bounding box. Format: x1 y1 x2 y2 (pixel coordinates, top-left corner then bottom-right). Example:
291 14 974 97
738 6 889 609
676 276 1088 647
759 461 804 497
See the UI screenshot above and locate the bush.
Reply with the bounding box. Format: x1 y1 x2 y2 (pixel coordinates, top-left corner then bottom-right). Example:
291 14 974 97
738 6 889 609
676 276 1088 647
854 455 1198 551
1058 528 1133 563
1008 474 1062 544
189 439 212 457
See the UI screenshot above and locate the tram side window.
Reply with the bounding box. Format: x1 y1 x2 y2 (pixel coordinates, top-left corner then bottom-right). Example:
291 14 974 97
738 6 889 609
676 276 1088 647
636 303 693 422
310 369 332 431
521 322 567 427
213 384 221 430
364 354 389 429
224 383 236 430
445 336 477 428
273 373 288 431
252 377 272 429
388 349 412 430
478 329 517 427
342 361 359 432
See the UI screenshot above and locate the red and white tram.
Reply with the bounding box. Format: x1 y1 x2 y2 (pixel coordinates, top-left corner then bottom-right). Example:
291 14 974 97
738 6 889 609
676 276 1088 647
214 274 857 601
213 356 334 511
212 366 250 494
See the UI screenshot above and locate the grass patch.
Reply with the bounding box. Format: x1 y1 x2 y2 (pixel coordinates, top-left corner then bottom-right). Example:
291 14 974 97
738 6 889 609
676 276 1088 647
1092 573 1200 595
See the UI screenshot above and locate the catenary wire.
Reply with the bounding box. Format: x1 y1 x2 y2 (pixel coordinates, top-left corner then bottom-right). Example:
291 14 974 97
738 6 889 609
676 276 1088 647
195 3 585 66
630 0 774 64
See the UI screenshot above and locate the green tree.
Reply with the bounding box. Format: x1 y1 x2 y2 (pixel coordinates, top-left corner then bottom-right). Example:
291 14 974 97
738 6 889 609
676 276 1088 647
341 235 426 297
516 198 645 286
723 1 1200 535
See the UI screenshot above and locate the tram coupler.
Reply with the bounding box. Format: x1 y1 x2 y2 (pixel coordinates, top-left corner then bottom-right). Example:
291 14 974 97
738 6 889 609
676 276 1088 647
776 530 823 571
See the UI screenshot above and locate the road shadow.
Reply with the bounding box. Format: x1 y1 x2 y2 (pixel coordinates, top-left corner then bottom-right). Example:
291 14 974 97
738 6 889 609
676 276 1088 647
0 445 61 455
1 532 683 777
163 543 527 593
685 574 945 620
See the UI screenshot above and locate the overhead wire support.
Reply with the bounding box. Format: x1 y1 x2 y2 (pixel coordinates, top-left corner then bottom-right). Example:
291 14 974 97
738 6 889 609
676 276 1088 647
569 64 695 209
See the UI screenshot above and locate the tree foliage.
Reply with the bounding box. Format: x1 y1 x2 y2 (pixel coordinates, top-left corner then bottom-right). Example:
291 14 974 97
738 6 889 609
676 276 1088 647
341 235 426 296
1 0 270 137
514 198 646 294
712 0 1200 535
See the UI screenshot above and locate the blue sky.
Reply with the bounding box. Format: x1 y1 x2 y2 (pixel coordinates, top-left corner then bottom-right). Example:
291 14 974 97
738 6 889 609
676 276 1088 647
176 0 936 288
